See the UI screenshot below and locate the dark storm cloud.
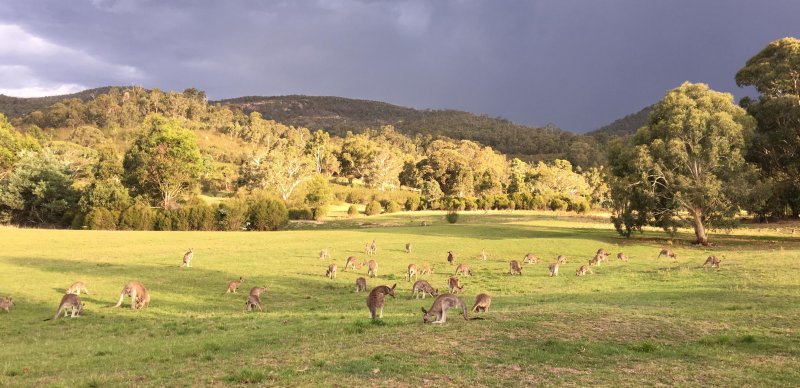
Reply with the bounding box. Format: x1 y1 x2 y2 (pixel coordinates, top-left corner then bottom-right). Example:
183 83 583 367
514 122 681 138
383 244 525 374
0 0 797 131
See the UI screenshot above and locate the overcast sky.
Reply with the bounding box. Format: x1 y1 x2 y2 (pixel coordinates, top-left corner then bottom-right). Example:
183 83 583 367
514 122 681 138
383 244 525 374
0 0 797 132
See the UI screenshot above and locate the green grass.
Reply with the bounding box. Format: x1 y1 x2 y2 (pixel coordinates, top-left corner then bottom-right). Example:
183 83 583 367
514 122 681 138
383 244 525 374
1 211 799 386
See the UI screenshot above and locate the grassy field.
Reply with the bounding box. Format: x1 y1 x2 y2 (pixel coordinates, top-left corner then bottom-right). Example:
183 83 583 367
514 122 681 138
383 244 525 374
1 211 799 386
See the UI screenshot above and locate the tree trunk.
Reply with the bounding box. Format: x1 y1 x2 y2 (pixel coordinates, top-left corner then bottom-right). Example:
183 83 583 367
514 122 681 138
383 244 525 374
691 211 709 245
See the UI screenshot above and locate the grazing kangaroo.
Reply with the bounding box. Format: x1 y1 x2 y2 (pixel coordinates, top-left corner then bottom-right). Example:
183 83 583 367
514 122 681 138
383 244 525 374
703 255 722 269
326 264 338 279
509 260 523 275
448 277 464 294
407 264 418 282
344 256 363 271
657 249 677 260
319 249 329 260
420 264 433 275
181 248 193 267
523 253 539 264
412 280 438 299
226 277 245 293
472 293 492 313
245 295 263 312
66 281 90 295
0 297 14 312
548 262 559 277
367 260 378 278
557 255 567 264
111 281 150 309
576 265 593 276
480 248 487 261
617 252 628 261
447 251 455 265
405 243 412 254
249 286 267 297
366 284 396 319
589 255 601 266
44 294 84 321
454 263 472 276
355 277 367 293
421 294 484 323
596 248 609 259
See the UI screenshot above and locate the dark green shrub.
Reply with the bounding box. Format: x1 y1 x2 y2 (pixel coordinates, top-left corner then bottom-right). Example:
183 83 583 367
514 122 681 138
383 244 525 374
85 208 118 230
249 198 288 231
153 211 173 231
364 200 382 216
493 195 510 210
549 197 568 211
478 195 493 211
170 208 190 231
446 210 459 224
186 204 216 230
118 205 154 230
531 195 547 210
385 201 402 213
569 198 591 214
289 206 314 220
217 199 249 231
463 197 478 211
347 204 359 217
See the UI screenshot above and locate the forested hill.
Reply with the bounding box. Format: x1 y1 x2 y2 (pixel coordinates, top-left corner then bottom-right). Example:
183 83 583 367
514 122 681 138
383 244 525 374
586 105 652 144
218 95 583 163
0 87 116 118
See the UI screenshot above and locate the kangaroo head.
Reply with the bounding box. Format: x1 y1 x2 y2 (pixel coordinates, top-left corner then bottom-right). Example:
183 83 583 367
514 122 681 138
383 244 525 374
387 284 396 298
421 307 436 323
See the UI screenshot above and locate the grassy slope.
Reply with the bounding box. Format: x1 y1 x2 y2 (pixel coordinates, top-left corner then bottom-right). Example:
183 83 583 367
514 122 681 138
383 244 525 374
0 212 799 386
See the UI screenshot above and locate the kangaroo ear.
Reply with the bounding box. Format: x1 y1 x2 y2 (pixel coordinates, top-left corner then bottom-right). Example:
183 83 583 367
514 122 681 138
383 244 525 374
391 284 396 289
421 307 427 314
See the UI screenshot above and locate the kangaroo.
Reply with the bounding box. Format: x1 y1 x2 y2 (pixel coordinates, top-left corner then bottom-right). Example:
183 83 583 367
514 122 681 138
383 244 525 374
369 240 377 255
617 252 628 261
589 255 601 266
245 294 263 312
367 260 378 278
480 248 487 261
509 260 523 275
0 297 14 312
657 248 677 260
66 281 90 295
412 280 438 299
557 255 567 264
326 263 338 279
420 264 433 275
523 253 539 264
249 286 267 297
344 256 363 271
226 277 245 293
447 251 455 265
111 281 150 309
548 262 559 277
407 264 418 282
366 284 396 319
448 276 464 294
364 242 370 255
405 243 412 254
181 248 193 268
355 277 367 293
471 293 492 313
596 248 609 260
421 294 484 323
454 263 472 276
703 255 722 269
576 265 593 276
44 293 84 321
319 249 329 260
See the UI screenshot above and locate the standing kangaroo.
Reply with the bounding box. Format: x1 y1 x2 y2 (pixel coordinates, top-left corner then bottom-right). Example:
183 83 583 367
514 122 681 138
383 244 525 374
249 286 267 297
548 262 560 277
111 281 150 309
355 277 367 293
407 264 418 282
366 284 396 319
367 260 378 278
405 243 412 254
369 240 377 255
66 281 90 295
480 248 487 261
448 277 464 294
44 294 84 321
411 280 438 299
657 249 677 260
509 260 523 275
245 295 263 312
319 249 329 260
326 264 338 279
0 297 14 313
447 251 455 265
421 294 484 323
596 248 609 260
557 255 567 264
472 293 492 313
226 277 245 293
181 248 193 267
